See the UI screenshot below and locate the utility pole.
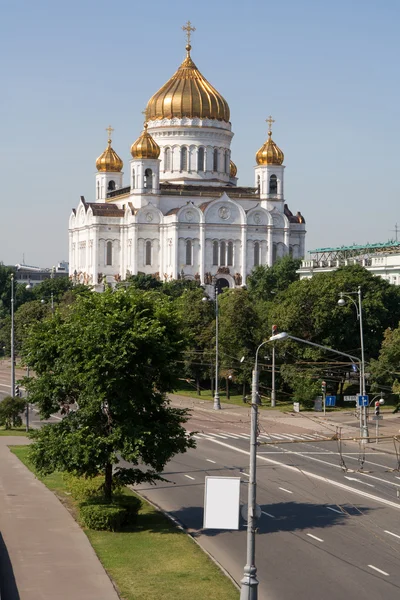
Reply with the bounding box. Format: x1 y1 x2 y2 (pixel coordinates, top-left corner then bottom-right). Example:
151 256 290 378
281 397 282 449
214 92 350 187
10 274 15 400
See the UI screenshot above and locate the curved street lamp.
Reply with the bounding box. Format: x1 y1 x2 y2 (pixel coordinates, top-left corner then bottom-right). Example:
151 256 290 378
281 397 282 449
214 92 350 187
202 283 221 410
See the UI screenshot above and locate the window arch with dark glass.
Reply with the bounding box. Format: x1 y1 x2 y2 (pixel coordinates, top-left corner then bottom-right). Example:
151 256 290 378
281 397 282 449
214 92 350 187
198 147 205 172
144 168 152 189
227 241 233 266
220 241 226 266
269 174 278 194
97 181 100 199
224 151 229 174
108 180 115 191
213 241 218 266
131 168 135 189
257 175 261 191
145 241 152 266
254 242 260 267
106 241 112 266
185 240 192 265
164 147 171 170
213 148 218 172
181 147 188 171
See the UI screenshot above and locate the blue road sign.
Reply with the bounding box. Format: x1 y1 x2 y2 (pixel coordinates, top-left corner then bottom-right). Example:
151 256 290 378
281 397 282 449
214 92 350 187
325 395 336 407
357 395 369 407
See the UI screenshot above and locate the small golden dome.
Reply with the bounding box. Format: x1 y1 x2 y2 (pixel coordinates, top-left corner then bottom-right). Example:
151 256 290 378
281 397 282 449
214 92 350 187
256 117 284 166
230 160 237 178
130 124 160 159
145 45 230 122
96 134 123 172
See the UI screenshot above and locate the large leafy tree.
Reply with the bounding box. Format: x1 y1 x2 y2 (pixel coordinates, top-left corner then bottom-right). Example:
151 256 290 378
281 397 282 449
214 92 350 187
369 326 400 397
22 288 195 501
247 256 301 302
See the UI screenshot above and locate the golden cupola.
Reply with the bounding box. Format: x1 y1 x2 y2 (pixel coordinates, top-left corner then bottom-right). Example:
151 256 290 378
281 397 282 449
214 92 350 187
145 36 230 122
130 124 160 159
96 128 123 172
230 160 237 178
256 117 284 166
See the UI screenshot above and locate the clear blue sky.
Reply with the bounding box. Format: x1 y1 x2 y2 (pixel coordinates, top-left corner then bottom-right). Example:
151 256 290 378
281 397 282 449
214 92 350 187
1 0 399 267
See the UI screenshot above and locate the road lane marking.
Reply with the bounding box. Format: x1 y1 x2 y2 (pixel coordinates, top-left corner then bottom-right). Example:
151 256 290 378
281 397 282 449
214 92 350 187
206 459 216 464
327 506 343 514
368 565 389 576
384 530 400 540
279 487 293 494
344 476 375 488
269 434 287 440
202 438 400 510
184 475 195 480
307 534 323 542
209 433 228 439
261 511 275 518
222 434 240 439
241 472 250 477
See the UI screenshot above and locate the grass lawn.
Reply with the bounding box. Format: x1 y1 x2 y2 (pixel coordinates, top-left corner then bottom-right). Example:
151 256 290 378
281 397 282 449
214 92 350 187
11 446 239 600
0 427 29 436
172 386 295 412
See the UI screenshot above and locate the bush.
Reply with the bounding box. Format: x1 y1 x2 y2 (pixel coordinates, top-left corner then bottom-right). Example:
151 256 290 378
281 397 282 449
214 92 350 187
80 503 127 531
63 474 104 501
0 396 26 429
114 494 142 522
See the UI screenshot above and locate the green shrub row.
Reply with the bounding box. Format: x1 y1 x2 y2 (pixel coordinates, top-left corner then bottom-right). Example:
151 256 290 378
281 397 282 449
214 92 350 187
79 495 142 531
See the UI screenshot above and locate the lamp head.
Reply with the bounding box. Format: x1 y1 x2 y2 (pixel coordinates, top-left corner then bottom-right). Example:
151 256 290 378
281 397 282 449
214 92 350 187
269 332 288 342
201 296 208 303
41 299 45 304
26 282 32 290
337 298 346 307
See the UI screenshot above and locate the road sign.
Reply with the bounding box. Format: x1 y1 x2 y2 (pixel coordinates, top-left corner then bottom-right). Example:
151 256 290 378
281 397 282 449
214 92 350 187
325 395 336 407
357 395 369 407
344 395 357 402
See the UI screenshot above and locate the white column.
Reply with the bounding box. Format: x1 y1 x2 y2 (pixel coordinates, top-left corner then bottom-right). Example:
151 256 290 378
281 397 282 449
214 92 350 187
267 227 273 266
173 224 179 279
284 228 290 255
199 223 205 283
132 224 138 274
241 224 247 284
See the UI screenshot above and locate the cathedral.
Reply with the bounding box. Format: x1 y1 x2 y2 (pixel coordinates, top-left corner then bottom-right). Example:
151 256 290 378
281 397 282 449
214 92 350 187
69 23 306 293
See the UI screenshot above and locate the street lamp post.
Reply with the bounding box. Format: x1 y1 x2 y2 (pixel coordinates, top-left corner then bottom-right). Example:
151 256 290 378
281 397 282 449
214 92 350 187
271 325 278 408
202 284 221 410
240 339 268 600
338 286 368 440
10 274 15 399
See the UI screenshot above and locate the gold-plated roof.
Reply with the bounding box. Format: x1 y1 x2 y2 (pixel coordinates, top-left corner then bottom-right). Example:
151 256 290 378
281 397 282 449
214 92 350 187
96 126 123 172
230 160 237 178
130 123 160 159
145 44 230 122
256 116 284 166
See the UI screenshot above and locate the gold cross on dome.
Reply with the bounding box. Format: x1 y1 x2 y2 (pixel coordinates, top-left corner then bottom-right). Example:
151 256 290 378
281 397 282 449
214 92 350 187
182 20 196 45
106 125 114 141
266 115 275 132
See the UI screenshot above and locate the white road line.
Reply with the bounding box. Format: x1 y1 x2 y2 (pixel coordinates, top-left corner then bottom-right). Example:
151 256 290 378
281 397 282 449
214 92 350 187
301 434 318 439
241 472 250 477
384 530 400 540
269 434 287 440
306 533 324 542
368 565 389 576
222 433 240 439
344 476 375 488
279 487 293 494
209 433 228 439
202 437 400 511
184 474 195 480
395 476 400 481
261 511 275 518
206 459 216 464
327 506 343 515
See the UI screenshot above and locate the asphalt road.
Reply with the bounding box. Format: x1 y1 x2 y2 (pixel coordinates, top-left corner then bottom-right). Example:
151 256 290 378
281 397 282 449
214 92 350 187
132 427 400 600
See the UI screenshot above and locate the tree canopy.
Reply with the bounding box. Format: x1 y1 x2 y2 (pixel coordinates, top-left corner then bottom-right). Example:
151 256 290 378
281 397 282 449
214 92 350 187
22 288 195 500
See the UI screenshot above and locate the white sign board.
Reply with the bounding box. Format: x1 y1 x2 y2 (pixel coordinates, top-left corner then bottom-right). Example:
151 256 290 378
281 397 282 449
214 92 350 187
344 395 357 402
203 476 241 530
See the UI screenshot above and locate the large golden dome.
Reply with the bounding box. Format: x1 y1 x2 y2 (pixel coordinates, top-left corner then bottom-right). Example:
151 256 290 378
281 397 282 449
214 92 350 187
145 44 230 122
130 123 160 159
96 128 123 172
230 160 237 178
256 117 284 166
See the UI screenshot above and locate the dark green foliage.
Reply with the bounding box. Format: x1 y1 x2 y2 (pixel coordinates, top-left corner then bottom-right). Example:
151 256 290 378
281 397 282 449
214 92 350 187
23 288 195 501
63 473 107 501
247 256 301 302
79 503 128 531
0 396 26 429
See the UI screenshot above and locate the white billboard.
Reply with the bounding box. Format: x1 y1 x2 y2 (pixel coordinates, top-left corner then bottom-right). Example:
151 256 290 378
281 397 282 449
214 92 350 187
203 476 241 530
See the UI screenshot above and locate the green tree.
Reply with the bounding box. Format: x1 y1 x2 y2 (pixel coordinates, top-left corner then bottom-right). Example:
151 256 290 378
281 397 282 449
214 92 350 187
0 396 26 429
247 256 301 302
22 288 195 501
369 326 400 401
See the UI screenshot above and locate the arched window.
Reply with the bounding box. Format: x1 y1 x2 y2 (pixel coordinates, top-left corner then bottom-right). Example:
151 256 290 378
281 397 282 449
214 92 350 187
180 147 188 171
289 246 293 257
227 241 233 266
269 174 278 194
185 240 192 265
97 181 100 199
257 175 261 191
108 180 115 191
144 168 152 189
254 242 260 267
220 241 226 266
145 241 152 266
131 168 135 189
224 151 229 174
213 241 219 266
213 148 218 172
164 147 171 171
106 241 112 266
272 243 277 263
198 147 205 172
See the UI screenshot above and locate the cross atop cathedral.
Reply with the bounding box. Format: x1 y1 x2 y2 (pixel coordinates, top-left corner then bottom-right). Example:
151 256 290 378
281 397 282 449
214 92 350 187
182 20 196 46
106 125 114 141
266 115 275 133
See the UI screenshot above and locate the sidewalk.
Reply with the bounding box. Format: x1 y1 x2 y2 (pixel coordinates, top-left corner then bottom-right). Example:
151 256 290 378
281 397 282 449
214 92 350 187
0 437 120 600
170 393 400 455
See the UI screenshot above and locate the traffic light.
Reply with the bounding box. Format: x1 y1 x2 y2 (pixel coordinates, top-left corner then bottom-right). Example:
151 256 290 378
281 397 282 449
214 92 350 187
374 400 380 416
321 381 326 394
14 384 20 397
272 324 278 335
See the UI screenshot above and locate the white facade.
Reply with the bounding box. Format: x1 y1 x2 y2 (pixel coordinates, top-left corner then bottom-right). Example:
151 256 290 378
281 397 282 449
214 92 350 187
69 45 306 292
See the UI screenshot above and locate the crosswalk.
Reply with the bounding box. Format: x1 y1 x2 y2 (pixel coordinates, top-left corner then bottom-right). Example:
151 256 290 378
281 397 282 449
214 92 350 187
191 431 330 442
